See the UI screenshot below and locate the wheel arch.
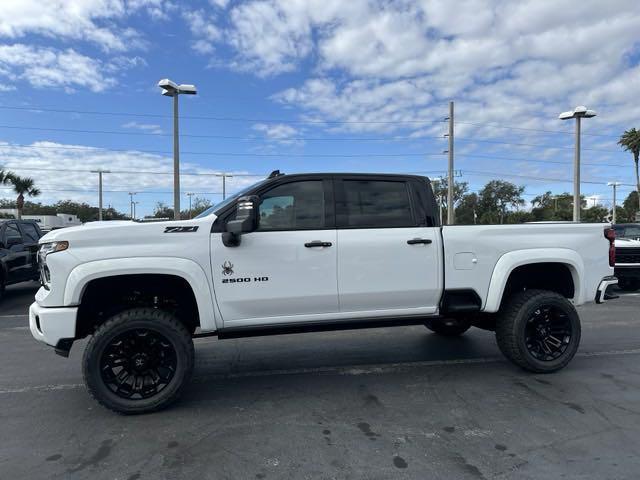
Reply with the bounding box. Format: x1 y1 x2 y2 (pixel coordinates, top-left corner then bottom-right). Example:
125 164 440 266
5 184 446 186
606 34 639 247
483 249 583 313
67 257 218 332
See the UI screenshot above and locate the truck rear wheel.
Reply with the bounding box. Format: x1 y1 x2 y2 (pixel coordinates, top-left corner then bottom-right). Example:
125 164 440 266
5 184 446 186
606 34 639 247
425 318 471 336
82 308 194 414
496 289 580 373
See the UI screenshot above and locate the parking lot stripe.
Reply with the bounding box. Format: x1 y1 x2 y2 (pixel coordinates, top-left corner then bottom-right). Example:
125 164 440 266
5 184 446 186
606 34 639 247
2 347 640 395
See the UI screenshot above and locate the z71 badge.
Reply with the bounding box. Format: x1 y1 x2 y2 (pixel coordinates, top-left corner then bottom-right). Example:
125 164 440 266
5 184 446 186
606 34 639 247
164 226 199 233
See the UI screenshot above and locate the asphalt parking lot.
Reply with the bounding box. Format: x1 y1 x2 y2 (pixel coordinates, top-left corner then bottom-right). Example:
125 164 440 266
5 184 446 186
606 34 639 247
1 282 639 480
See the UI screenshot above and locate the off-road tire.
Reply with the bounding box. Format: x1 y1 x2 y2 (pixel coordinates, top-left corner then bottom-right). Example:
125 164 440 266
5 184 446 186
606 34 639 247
496 289 580 373
425 318 471 336
82 308 194 414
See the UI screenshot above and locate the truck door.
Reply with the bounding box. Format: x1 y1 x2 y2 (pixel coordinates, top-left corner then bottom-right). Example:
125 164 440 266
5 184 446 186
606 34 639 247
18 222 42 280
1 222 30 282
335 177 443 316
211 178 338 325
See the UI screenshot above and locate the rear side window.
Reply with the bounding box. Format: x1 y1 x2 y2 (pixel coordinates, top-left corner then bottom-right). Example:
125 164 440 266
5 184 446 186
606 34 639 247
337 180 415 228
4 223 22 243
21 223 40 242
258 180 325 231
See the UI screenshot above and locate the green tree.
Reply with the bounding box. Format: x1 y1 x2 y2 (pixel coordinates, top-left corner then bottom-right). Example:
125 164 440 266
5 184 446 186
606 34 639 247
619 191 640 223
530 192 574 221
431 179 468 223
582 205 609 223
153 202 174 219
478 180 525 224
618 128 640 212
8 174 40 219
455 192 479 225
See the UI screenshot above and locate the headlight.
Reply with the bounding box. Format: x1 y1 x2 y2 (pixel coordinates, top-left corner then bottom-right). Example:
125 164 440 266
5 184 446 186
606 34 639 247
39 241 69 257
38 241 68 287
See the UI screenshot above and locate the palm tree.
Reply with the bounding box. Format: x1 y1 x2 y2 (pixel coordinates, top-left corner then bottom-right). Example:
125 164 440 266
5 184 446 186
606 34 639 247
8 174 40 219
618 128 640 213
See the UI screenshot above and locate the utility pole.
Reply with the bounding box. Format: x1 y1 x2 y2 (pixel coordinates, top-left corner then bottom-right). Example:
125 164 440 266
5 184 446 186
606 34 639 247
128 192 137 220
91 169 110 221
217 173 233 200
444 101 455 225
608 181 621 224
186 192 195 219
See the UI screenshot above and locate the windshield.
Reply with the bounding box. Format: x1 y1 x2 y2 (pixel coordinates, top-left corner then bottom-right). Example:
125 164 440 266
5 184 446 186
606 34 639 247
195 178 268 218
615 225 640 239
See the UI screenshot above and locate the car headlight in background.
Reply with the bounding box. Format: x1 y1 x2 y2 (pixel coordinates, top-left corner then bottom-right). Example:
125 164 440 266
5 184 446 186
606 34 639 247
38 241 68 287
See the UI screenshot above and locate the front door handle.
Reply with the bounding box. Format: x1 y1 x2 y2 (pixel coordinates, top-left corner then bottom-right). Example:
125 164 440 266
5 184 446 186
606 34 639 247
305 241 333 248
407 238 432 245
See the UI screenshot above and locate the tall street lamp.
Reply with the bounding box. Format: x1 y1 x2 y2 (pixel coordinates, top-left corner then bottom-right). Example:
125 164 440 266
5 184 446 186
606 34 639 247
158 79 197 220
558 105 597 222
608 181 622 224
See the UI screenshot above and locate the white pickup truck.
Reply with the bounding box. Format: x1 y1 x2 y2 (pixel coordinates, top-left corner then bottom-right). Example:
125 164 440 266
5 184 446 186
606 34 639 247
30 172 618 414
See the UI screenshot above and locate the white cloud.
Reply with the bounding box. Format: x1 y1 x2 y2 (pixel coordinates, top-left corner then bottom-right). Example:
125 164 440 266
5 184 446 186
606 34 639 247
0 141 261 214
187 0 640 140
252 123 302 145
0 44 122 92
122 121 164 134
183 9 222 55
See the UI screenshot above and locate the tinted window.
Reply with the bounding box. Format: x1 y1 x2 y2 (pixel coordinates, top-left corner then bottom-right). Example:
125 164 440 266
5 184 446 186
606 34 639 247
617 225 640 238
258 181 325 230
338 180 414 228
4 223 22 244
21 223 40 242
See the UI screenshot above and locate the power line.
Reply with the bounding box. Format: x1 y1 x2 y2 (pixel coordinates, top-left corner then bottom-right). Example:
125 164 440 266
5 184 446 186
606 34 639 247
0 104 446 125
454 121 620 138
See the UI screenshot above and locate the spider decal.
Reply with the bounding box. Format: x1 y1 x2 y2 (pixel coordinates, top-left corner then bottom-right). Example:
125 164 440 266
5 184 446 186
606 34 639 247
222 261 234 276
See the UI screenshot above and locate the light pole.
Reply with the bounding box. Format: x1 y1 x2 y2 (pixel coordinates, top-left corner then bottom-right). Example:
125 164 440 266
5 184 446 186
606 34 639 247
558 105 597 222
158 79 197 220
91 169 110 221
133 201 139 220
186 192 195 219
128 192 137 220
608 181 621 224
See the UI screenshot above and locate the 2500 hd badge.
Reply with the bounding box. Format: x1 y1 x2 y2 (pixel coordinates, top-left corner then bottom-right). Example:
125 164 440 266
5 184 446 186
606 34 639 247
221 261 269 283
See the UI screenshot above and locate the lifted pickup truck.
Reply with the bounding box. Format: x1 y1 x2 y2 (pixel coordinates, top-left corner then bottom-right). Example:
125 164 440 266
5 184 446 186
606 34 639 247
30 172 617 414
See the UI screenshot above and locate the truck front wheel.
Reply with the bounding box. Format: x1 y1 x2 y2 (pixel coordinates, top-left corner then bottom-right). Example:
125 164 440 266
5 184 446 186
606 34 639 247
82 308 195 414
425 318 471 336
496 290 580 373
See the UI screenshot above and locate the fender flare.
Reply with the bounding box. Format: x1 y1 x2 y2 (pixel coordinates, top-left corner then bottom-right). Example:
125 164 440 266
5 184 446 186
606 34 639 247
483 248 584 313
64 257 218 331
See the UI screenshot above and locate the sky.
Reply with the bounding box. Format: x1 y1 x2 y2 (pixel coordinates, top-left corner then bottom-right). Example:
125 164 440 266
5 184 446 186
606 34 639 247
0 0 639 217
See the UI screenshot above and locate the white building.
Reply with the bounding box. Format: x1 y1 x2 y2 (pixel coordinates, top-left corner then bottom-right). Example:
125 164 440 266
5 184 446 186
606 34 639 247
0 209 82 231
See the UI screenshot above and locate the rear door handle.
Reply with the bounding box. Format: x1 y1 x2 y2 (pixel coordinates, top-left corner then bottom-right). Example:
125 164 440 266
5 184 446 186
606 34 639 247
407 238 432 245
305 241 333 248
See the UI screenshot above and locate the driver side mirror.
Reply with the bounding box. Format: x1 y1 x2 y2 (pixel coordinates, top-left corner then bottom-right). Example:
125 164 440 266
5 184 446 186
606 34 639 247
222 195 259 247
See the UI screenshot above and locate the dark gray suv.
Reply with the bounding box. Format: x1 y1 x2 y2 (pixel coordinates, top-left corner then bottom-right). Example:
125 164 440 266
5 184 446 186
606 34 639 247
0 220 43 300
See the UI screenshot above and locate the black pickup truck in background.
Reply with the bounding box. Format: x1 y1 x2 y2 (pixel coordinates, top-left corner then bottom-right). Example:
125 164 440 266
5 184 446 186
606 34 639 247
0 219 43 300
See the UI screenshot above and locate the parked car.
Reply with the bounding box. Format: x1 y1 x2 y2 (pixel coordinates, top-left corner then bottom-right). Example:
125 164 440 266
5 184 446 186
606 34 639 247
613 223 640 291
0 219 43 299
30 172 617 414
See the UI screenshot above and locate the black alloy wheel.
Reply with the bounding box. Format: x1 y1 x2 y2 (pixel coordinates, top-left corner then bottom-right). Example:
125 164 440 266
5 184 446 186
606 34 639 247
100 329 178 400
524 305 572 362
83 308 194 414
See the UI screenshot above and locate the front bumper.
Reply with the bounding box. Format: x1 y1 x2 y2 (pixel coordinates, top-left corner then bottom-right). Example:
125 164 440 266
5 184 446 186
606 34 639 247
595 276 618 304
29 302 78 352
